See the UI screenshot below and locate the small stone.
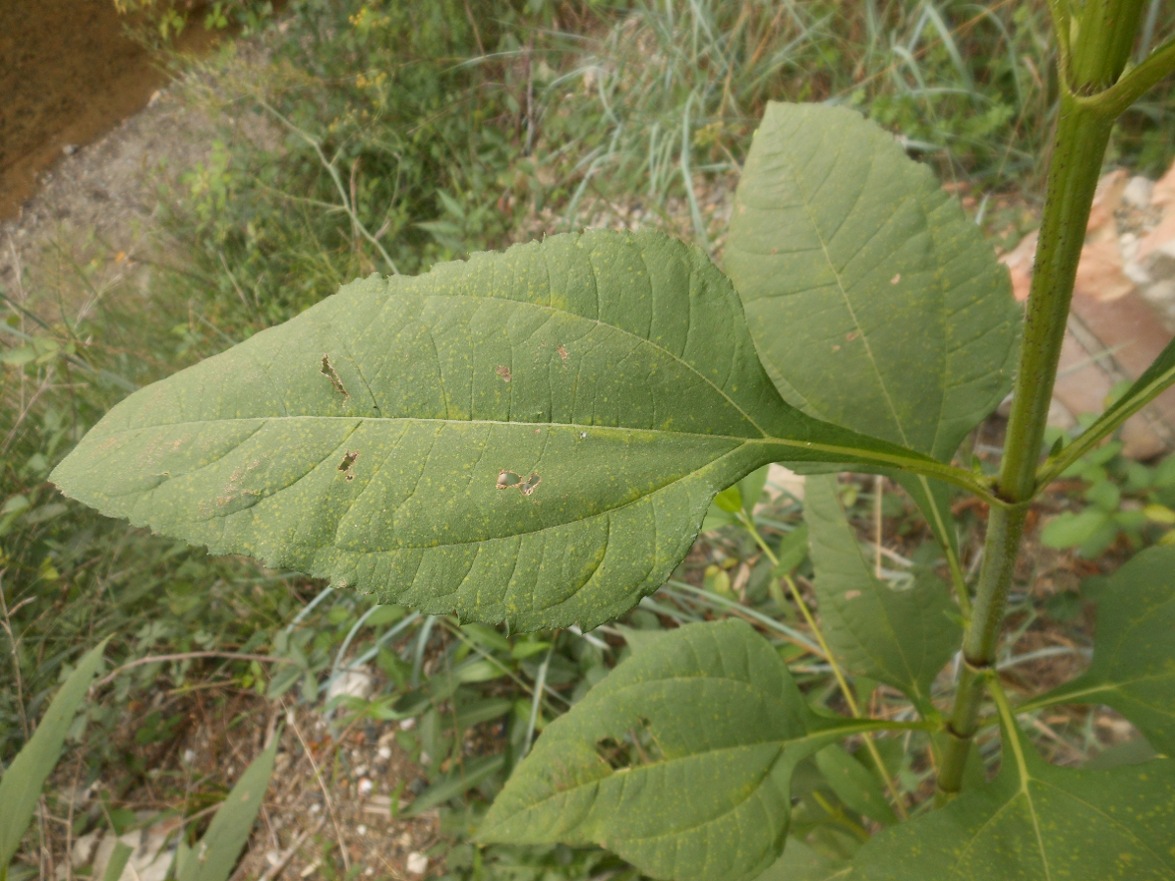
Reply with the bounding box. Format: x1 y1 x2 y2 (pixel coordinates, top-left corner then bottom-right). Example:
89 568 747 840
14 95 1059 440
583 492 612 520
327 668 375 702
1124 259 1152 287
406 852 429 875
1144 239 1175 279
1123 175 1154 210
358 777 374 796
377 745 392 761
1142 279 1175 307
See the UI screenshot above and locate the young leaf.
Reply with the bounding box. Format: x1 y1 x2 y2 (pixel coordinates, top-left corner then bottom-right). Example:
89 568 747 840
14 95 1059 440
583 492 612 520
851 723 1175 880
804 475 959 704
175 734 278 881
1038 334 1175 485
478 619 879 881
51 230 947 631
0 639 108 870
1033 545 1175 754
725 102 1020 463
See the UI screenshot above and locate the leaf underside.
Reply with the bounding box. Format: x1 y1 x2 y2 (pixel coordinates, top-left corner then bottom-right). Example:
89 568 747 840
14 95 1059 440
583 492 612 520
479 620 856 881
52 230 910 630
851 723 1175 880
725 101 1020 462
804 475 959 703
1038 544 1175 755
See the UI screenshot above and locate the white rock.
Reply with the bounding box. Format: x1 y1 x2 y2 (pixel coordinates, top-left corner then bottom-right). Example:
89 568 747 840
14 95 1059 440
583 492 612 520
326 667 375 702
1125 259 1152 286
407 852 429 875
1123 175 1154 210
1142 279 1175 307
73 823 175 881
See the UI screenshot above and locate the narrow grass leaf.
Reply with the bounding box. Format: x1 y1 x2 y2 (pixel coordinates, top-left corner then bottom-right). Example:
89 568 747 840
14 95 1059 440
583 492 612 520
805 475 958 703
101 842 133 881
176 735 278 881
0 639 108 869
406 754 506 817
52 230 938 631
479 619 879 881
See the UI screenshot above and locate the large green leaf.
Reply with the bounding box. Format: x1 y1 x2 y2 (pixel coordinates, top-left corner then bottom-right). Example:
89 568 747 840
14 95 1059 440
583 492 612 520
478 620 877 881
805 475 959 703
0 639 108 870
1033 545 1175 755
725 102 1020 461
850 721 1175 880
52 230 950 630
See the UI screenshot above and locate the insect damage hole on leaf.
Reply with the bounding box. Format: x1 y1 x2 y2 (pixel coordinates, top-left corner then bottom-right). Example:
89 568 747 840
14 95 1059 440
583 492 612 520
496 469 541 496
338 450 359 481
495 364 512 382
594 717 663 770
320 353 349 399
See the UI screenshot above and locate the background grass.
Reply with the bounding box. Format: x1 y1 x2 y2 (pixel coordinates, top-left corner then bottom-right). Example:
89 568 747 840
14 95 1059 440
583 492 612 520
4 0 1175 877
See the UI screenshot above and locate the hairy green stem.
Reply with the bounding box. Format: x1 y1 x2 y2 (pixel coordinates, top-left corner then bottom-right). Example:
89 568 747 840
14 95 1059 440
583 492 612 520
935 3 1145 800
995 99 1114 504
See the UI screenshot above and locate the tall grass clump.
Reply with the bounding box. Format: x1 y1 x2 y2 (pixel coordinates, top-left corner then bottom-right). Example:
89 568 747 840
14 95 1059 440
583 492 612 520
159 0 581 334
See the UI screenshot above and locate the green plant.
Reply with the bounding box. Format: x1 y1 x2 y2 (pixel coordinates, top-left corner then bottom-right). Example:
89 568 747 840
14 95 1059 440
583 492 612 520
0 638 275 881
1041 433 1175 557
113 0 275 42
49 5 1175 881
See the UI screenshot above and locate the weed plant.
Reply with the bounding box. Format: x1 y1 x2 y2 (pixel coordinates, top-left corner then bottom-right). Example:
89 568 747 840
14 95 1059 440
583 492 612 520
5 1 1175 878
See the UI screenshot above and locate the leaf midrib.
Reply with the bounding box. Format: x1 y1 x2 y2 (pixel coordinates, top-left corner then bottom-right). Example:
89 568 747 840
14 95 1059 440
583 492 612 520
389 289 777 437
102 414 767 444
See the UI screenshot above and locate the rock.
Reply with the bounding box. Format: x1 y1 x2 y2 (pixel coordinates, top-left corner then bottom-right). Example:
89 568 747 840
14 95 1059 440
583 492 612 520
1123 175 1154 210
67 815 177 881
326 667 375 702
1141 279 1175 311
407 852 429 875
